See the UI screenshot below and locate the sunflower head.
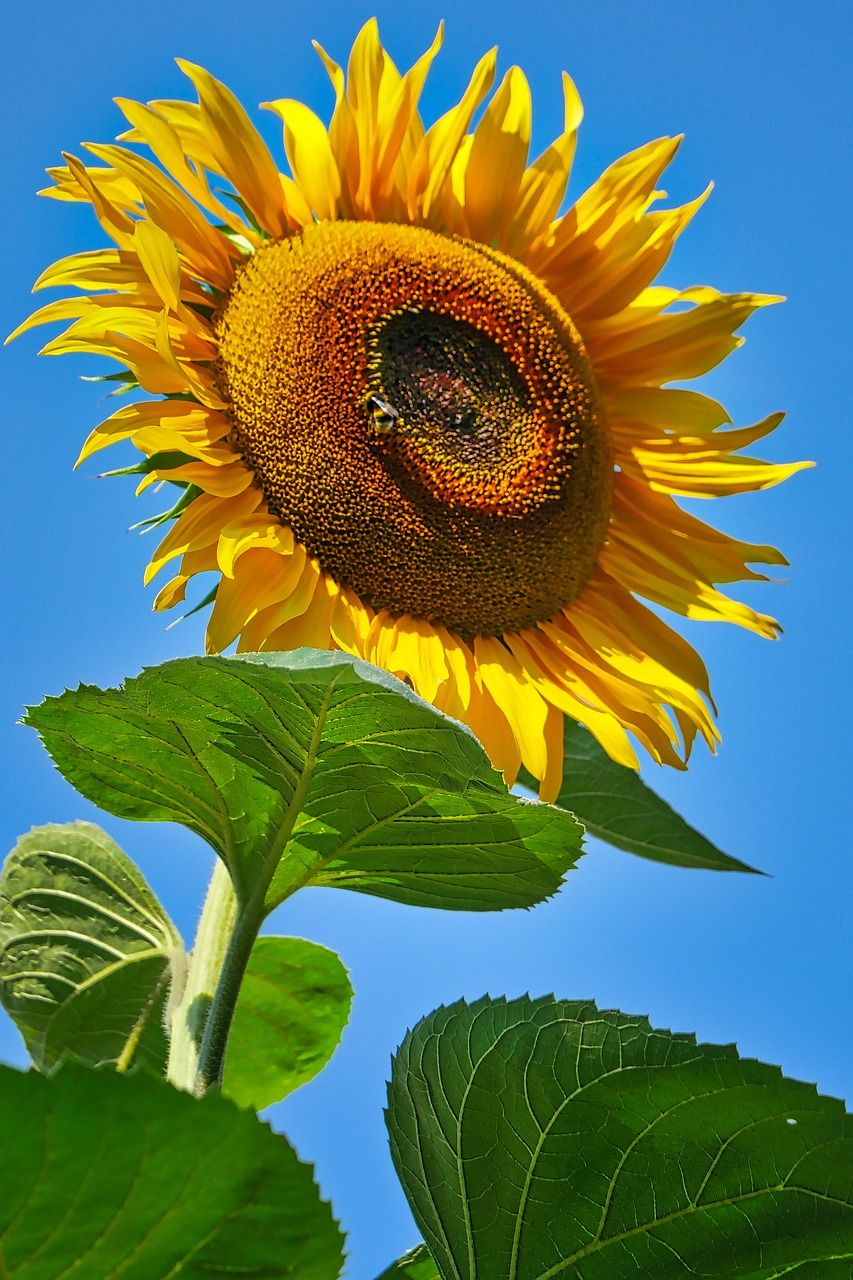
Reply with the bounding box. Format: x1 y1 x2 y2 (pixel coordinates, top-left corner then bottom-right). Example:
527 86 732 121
12 19 810 800
216 219 611 637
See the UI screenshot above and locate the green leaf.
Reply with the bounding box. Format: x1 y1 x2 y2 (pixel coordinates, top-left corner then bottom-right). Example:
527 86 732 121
223 935 353 1110
523 718 757 873
375 1245 440 1279
0 1060 344 1279
26 651 583 916
0 822 183 1073
387 995 852 1279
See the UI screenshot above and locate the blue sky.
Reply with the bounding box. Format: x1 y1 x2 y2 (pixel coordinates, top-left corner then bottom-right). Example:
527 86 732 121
2 2 850 1275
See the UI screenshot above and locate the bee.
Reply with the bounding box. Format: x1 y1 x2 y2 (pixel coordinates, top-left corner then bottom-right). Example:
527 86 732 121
367 394 400 434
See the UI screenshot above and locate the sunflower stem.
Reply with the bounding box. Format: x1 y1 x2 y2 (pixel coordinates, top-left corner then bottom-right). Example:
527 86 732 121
193 887 267 1096
167 858 250 1096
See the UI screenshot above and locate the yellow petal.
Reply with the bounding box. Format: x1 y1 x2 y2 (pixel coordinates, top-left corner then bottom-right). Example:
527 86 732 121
373 23 444 208
133 221 181 311
152 309 225 409
145 489 260 584
535 624 687 768
207 546 306 653
600 533 781 638
590 288 782 383
623 411 813 496
148 459 253 497
463 66 532 246
345 19 398 216
84 142 238 290
505 72 582 256
463 678 522 787
528 134 682 294
312 39 360 215
77 399 229 466
431 627 473 716
263 99 341 221
567 186 712 323
44 303 159 343
41 160 142 214
603 385 731 434
473 635 549 782
33 249 151 294
409 46 497 221
329 586 374 657
507 630 639 770
56 153 136 248
549 606 717 749
40 325 187 395
216 515 295 578
153 575 189 612
114 96 255 241
178 544 220 578
236 552 320 650
8 294 148 344
612 477 787 583
367 613 450 703
538 704 566 804
577 568 713 697
257 565 335 652
177 59 291 238
126 428 225 467
128 98 222 173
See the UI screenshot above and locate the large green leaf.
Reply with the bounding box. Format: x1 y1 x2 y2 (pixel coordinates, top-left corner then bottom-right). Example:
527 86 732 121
223 935 353 1110
0 1060 344 1279
522 718 757 873
0 822 183 1072
375 1245 440 1279
387 996 852 1279
26 651 583 915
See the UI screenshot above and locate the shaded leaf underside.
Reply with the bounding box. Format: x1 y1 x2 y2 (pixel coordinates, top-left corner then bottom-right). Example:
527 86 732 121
387 995 852 1279
0 822 182 1073
523 718 756 873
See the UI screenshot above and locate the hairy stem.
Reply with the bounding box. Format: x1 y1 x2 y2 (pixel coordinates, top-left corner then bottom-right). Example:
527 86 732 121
192 885 267 1095
167 858 239 1094
166 693 335 1095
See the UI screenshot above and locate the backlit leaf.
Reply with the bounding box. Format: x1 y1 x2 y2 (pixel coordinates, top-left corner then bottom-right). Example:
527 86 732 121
26 651 583 916
223 935 353 1110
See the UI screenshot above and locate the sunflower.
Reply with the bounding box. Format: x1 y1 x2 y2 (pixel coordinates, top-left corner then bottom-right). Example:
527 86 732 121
12 20 809 801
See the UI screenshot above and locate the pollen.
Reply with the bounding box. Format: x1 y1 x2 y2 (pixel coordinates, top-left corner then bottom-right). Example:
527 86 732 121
215 220 611 636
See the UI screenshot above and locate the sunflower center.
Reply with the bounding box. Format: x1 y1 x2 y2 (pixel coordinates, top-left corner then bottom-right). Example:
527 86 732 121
215 220 611 636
